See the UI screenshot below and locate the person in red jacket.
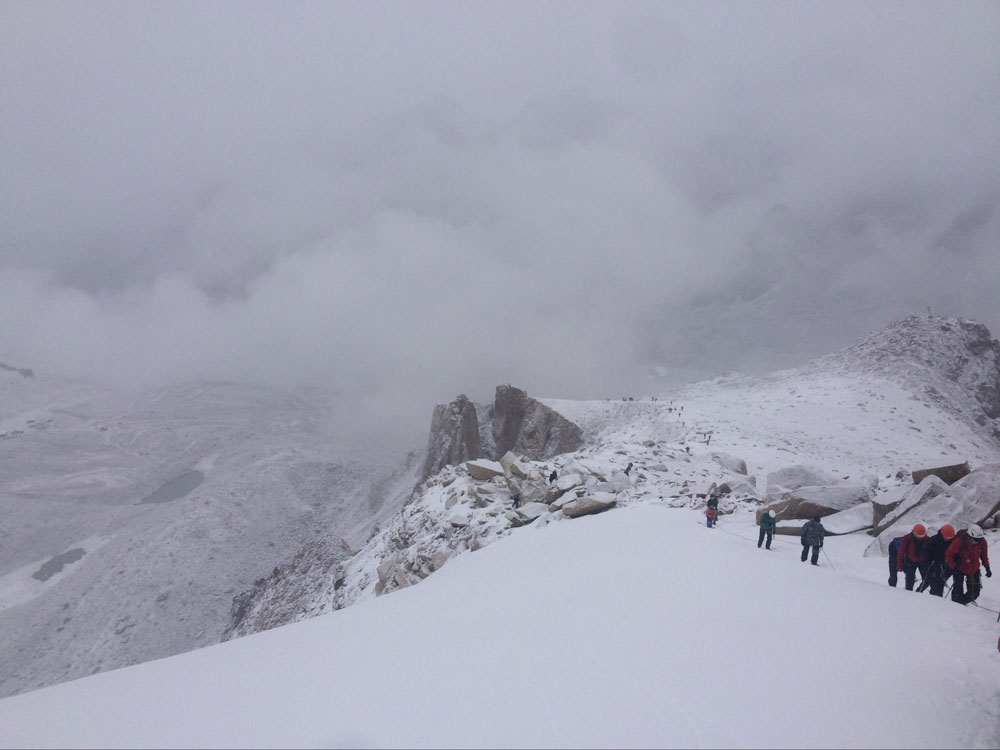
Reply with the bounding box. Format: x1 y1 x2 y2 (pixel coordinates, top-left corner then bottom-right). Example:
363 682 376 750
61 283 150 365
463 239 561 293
896 523 929 591
946 524 991 605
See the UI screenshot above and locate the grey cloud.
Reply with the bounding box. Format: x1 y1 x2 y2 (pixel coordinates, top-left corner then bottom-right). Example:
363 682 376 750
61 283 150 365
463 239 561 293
1 1 999 442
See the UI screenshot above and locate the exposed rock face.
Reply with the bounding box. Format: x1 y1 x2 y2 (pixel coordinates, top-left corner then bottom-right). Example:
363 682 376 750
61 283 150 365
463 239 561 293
491 385 584 460
911 461 971 486
222 536 355 641
423 395 481 480
422 386 583 480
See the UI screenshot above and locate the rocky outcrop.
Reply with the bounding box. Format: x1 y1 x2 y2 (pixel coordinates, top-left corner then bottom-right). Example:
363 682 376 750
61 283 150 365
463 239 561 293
911 461 971 486
223 535 355 641
423 395 481 480
422 386 583 480
491 385 584 461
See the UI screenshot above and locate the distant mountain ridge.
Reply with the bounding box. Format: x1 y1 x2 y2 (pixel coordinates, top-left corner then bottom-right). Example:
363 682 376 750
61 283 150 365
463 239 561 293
810 314 1000 429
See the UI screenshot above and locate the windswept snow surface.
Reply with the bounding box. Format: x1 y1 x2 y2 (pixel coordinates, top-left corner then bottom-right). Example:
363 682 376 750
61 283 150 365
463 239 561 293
1 504 998 749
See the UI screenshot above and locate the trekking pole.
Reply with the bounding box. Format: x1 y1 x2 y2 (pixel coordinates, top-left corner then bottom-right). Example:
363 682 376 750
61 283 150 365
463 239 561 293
822 546 836 571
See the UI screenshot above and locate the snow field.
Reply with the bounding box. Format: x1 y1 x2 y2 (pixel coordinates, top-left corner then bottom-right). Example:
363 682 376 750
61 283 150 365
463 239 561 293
1 503 997 749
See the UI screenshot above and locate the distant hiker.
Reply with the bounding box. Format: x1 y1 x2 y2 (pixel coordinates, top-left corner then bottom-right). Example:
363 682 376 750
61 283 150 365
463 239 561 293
509 478 523 510
918 524 956 596
707 486 720 510
548 470 557 484
624 462 633 477
886 536 906 587
800 515 826 565
896 523 930 591
758 509 776 549
705 506 718 528
685 445 690 454
947 524 991 605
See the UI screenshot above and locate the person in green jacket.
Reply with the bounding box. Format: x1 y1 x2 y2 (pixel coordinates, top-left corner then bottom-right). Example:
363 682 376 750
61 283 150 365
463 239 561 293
758 509 777 550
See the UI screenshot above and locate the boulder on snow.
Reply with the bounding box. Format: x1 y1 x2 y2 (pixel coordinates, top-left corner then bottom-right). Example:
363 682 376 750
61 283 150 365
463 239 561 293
711 452 748 475
766 464 839 492
449 513 471 528
911 461 971 486
465 459 505 481
719 477 757 497
516 502 549 523
760 484 871 523
820 502 875 535
544 473 585 503
867 465 1000 556
500 451 529 479
376 560 395 584
562 493 617 519
872 476 949 536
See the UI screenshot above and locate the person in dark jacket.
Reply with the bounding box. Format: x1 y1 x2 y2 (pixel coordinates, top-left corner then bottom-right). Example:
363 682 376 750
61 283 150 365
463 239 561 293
800 515 826 565
947 524 991 605
918 524 955 596
758 509 776 550
897 523 930 591
707 486 720 511
548 470 558 484
887 536 904 587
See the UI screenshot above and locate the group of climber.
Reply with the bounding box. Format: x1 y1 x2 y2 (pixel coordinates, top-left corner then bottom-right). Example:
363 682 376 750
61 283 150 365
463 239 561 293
755 508 827 563
707 490 827 563
713 494 991 606
888 522 991 605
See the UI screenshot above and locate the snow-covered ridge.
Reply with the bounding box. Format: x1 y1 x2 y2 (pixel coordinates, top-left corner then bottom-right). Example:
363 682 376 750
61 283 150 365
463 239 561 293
228 315 1000 636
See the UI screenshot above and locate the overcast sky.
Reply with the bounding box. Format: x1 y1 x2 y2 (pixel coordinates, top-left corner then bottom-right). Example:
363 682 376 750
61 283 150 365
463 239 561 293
2 2 998 437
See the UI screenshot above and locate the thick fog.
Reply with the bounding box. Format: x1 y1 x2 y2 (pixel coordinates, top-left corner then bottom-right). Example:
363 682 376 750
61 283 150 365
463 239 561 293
2 2 998 439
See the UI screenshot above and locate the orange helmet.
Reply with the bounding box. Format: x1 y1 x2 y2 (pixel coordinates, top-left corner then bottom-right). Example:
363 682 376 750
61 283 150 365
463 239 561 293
912 523 926 538
940 524 956 539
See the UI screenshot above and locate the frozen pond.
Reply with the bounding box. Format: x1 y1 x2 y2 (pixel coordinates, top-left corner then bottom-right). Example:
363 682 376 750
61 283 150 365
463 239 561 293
33 548 86 581
139 471 204 505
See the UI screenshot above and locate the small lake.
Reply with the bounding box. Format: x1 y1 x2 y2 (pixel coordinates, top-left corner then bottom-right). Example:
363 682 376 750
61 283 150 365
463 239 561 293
33 548 86 582
139 470 204 505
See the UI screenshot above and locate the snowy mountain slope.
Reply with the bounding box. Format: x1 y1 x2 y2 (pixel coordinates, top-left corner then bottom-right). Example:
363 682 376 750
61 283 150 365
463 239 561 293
1 504 998 749
4 313 999 708
228 315 1000 637
0 374 415 699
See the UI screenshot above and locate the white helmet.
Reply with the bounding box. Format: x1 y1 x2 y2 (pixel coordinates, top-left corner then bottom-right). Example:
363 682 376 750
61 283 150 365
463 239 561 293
768 510 776 518
968 524 984 539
